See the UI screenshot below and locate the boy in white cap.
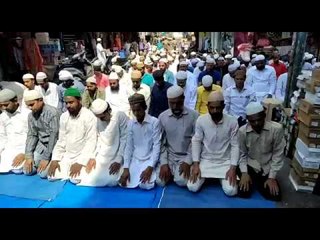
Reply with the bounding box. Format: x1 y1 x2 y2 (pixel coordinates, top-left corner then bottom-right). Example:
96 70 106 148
36 72 59 108
82 76 105 109
222 61 241 91
175 71 197 110
22 73 42 114
105 72 130 117
156 86 199 187
224 70 256 127
238 102 284 201
82 99 128 187
119 93 161 190
0 89 28 173
195 75 222 115
246 54 276 102
23 90 60 178
188 91 239 196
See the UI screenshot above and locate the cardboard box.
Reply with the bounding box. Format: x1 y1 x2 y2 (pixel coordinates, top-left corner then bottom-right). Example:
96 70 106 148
299 122 320 139
299 99 320 115
298 131 320 148
292 156 320 174
294 150 320 169
290 168 316 187
289 169 314 192
298 109 320 127
291 157 319 178
296 138 320 159
262 98 282 121
312 69 320 81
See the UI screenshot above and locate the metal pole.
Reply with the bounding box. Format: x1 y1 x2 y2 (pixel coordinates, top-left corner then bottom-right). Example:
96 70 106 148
284 32 308 108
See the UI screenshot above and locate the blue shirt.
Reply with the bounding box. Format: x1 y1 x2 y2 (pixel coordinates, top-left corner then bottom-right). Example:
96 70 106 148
149 82 173 118
164 70 175 85
198 70 221 85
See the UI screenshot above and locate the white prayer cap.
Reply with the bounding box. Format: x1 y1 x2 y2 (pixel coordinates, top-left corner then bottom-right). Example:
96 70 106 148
252 54 257 58
59 70 73 81
228 61 240 72
167 85 184 99
190 51 196 56
156 50 160 55
176 71 188 80
255 54 265 61
97 38 102 42
160 52 166 57
191 58 199 65
206 58 215 64
24 90 42 102
109 72 119 80
0 89 16 103
93 60 102 67
207 91 224 102
246 102 264 116
131 59 138 65
91 99 109 115
159 58 168 64
152 46 157 52
243 56 251 62
203 53 208 58
312 58 317 65
167 55 174 62
153 56 160 61
202 75 213 87
304 53 313 60
240 64 246 68
197 61 205 67
217 56 225 61
22 73 34 80
113 65 122 73
144 58 153 66
86 76 96 84
36 72 47 82
225 54 232 59
213 54 219 60
131 52 136 56
182 53 187 58
172 53 176 58
179 60 188 66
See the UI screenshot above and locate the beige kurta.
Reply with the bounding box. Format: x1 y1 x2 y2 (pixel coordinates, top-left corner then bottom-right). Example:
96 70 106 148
192 113 239 178
238 121 285 179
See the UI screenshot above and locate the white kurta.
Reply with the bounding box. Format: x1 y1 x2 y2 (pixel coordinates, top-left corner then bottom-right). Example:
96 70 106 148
192 113 239 178
222 73 235 91
246 66 276 103
50 107 97 181
0 107 28 172
123 114 161 188
39 82 59 108
78 111 128 187
96 43 107 67
275 73 288 102
105 86 131 117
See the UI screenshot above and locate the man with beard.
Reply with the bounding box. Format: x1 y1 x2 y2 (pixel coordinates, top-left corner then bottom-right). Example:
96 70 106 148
47 88 97 184
82 76 105 109
188 91 239 196
156 86 199 187
238 102 284 201
82 99 128 187
119 94 161 190
36 72 59 109
246 55 276 103
269 51 287 79
57 70 85 112
159 58 175 85
0 89 28 173
198 58 221 86
23 90 60 178
222 61 240 91
149 70 173 118
105 72 130 117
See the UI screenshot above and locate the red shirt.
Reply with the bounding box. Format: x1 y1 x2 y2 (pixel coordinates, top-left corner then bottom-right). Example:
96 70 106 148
94 73 109 89
271 62 287 79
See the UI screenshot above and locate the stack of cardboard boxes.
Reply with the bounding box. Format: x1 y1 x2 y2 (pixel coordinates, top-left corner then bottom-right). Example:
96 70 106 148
289 69 320 192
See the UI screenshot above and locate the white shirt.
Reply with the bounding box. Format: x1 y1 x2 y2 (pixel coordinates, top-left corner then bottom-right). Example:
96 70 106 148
246 65 276 101
0 107 28 155
302 62 313 70
39 82 59 108
96 43 107 66
105 85 131 117
222 73 235 91
127 83 151 109
95 111 128 164
52 107 97 166
224 85 256 119
275 72 288 102
192 113 239 178
193 67 203 81
183 85 197 110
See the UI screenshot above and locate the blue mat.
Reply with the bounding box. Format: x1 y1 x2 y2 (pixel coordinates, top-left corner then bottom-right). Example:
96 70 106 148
0 174 66 201
0 195 45 208
41 182 164 208
159 184 276 208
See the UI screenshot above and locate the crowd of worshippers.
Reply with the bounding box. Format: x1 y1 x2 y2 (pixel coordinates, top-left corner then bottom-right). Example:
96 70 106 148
0 48 291 202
